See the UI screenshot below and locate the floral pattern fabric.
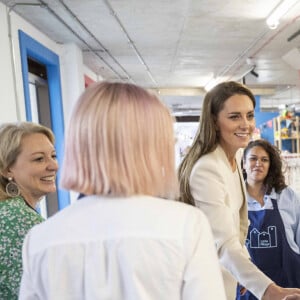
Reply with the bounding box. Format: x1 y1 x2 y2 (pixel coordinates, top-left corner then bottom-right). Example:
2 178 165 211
0 197 44 300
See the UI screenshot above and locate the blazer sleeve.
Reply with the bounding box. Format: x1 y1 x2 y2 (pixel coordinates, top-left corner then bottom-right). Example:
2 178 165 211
190 155 272 299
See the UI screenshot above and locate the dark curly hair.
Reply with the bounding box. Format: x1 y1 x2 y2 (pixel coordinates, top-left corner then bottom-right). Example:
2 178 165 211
243 139 287 195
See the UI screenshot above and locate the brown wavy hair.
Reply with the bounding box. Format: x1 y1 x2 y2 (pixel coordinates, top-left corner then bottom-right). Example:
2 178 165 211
243 139 287 195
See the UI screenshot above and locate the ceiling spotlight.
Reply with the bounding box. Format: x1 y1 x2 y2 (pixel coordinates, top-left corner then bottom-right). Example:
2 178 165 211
236 65 257 81
266 0 300 29
250 69 259 78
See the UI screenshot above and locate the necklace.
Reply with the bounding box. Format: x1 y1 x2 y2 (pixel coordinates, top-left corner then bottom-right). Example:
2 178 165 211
21 196 37 212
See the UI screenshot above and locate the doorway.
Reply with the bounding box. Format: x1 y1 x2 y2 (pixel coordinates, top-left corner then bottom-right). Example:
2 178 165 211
19 30 70 215
28 58 59 218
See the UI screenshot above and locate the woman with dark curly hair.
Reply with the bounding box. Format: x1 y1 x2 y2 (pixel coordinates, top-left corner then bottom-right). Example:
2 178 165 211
237 139 300 299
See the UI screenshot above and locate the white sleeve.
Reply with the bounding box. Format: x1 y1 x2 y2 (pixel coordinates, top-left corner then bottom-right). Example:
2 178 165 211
280 187 300 253
19 231 37 300
182 209 226 300
190 160 272 299
296 204 300 250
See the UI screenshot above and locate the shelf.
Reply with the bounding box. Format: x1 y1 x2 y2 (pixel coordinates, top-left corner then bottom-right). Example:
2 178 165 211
273 116 300 153
274 137 299 140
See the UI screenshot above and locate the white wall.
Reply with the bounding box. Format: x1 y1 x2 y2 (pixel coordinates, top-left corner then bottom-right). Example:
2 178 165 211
0 2 98 125
60 43 86 126
0 3 18 122
84 64 100 83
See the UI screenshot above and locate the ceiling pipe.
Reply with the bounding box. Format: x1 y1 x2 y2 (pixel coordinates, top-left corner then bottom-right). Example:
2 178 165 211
56 0 133 82
266 0 300 29
252 14 300 58
225 14 300 86
207 11 300 88
34 0 125 80
287 28 300 41
102 0 158 86
40 0 157 85
204 28 269 87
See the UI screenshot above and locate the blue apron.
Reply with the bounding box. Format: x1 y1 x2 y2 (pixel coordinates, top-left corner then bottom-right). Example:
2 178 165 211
236 198 300 300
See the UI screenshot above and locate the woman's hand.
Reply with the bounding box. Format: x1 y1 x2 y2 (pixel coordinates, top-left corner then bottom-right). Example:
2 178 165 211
238 285 247 296
282 295 300 300
262 283 300 300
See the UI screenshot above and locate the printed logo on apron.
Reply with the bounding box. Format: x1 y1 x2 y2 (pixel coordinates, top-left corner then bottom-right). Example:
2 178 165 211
246 226 277 248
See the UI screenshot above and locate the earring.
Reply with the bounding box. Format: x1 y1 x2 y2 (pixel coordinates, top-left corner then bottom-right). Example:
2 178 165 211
6 177 20 197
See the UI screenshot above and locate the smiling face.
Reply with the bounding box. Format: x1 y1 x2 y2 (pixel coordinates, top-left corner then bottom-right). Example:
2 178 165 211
7 133 58 206
216 94 255 157
243 146 270 185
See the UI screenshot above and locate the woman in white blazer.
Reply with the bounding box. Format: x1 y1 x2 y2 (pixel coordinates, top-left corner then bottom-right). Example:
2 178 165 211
178 81 300 300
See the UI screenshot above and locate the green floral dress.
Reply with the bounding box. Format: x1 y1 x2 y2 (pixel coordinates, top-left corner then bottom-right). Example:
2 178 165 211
0 197 44 299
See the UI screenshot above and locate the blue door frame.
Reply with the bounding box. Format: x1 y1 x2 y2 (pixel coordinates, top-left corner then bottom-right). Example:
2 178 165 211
18 30 70 210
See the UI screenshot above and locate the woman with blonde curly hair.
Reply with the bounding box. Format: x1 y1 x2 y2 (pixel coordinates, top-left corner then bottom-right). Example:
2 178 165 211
0 122 58 299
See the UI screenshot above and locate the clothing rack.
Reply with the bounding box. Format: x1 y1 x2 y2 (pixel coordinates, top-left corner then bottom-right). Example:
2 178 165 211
281 153 300 194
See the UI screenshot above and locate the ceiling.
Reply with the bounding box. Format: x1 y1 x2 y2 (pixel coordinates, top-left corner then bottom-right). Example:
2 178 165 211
2 0 300 116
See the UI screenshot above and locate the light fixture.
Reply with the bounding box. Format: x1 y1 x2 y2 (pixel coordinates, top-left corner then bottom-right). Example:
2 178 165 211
250 68 259 78
266 0 300 29
233 65 256 82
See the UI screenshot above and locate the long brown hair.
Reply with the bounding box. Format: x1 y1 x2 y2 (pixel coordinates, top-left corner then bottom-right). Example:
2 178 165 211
178 81 256 205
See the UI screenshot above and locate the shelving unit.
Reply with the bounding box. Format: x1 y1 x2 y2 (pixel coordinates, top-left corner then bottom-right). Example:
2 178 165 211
273 116 300 153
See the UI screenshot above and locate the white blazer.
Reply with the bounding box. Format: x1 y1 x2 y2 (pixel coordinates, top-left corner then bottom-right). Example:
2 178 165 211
190 145 272 300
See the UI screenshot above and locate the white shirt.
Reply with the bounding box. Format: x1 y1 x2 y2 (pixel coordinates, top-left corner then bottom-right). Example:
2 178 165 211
19 195 226 300
247 186 300 254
